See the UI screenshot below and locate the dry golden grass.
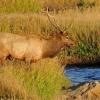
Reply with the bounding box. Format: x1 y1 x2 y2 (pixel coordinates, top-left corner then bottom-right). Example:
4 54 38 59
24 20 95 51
0 0 42 13
0 58 70 100
0 0 100 13
0 9 100 57
0 0 100 100
0 2 100 99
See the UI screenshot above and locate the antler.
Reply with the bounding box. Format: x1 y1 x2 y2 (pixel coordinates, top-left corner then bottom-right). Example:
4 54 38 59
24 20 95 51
42 9 72 35
47 13 63 33
42 8 63 33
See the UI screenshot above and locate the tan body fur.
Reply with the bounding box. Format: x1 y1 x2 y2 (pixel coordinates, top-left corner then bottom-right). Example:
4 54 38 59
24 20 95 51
0 32 75 64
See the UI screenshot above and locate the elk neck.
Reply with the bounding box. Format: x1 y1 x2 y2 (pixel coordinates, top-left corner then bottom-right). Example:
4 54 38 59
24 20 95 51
42 36 65 58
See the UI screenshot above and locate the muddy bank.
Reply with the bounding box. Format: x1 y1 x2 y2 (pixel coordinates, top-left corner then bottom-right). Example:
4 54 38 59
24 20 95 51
60 56 100 67
63 81 100 100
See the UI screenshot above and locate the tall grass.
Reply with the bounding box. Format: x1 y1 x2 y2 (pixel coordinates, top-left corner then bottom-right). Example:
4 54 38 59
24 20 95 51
0 58 70 100
0 9 100 57
0 0 42 13
0 0 100 99
38 0 100 10
0 0 100 13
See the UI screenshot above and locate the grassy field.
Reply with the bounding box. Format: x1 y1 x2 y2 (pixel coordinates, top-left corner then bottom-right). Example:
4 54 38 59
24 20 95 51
0 0 100 13
0 0 100 100
0 58 71 100
0 0 42 13
0 9 100 58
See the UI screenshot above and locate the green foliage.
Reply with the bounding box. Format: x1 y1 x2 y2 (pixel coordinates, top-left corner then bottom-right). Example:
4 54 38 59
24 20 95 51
0 0 42 13
77 0 95 8
0 59 70 100
76 31 100 56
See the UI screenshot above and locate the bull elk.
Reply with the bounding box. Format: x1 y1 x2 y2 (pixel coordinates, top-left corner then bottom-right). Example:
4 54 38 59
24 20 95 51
0 14 75 64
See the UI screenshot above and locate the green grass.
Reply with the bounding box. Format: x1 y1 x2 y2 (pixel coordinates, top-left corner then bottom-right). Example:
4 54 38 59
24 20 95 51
0 58 70 100
0 0 42 13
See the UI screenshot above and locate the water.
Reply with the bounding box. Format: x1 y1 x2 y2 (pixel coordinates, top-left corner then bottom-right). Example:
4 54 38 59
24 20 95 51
65 67 100 85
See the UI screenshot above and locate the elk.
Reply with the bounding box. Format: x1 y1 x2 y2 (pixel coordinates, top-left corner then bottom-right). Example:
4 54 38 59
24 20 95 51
0 14 75 64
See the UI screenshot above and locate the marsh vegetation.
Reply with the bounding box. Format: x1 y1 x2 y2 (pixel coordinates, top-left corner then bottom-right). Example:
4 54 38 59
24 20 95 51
0 0 100 99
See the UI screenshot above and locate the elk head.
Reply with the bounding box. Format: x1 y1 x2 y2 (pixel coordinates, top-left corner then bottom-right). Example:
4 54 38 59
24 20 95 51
47 12 76 48
59 31 75 48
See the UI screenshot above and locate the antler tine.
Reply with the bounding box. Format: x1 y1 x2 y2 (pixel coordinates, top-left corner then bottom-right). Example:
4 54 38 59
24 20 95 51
46 8 63 33
52 18 64 33
64 22 73 33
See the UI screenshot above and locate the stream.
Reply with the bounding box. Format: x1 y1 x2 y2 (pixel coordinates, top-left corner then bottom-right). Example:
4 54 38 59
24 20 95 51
65 66 100 85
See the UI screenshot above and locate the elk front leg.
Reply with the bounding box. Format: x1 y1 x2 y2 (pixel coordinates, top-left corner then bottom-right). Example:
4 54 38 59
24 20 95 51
0 56 7 66
0 57 6 66
0 46 9 65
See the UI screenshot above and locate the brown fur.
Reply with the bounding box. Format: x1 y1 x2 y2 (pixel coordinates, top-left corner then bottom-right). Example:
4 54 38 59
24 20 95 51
0 32 75 64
